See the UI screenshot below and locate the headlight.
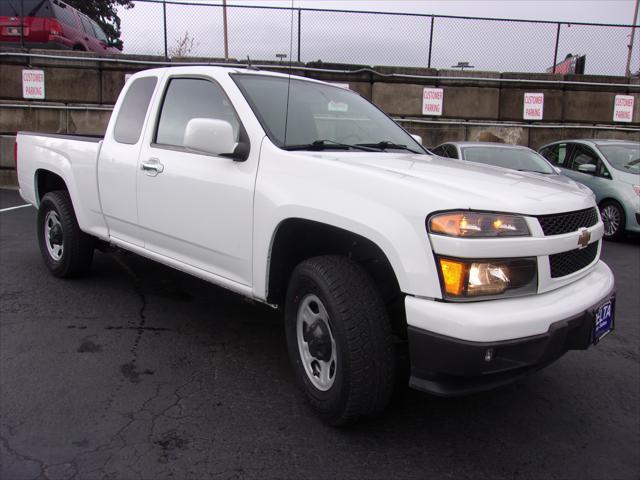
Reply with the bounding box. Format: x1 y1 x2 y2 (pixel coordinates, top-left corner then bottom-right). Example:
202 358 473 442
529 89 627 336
428 211 530 237
633 185 640 196
437 256 537 301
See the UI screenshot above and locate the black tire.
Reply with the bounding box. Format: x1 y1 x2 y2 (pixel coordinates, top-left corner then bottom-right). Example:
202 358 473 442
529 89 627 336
37 190 94 277
600 200 626 241
285 255 395 426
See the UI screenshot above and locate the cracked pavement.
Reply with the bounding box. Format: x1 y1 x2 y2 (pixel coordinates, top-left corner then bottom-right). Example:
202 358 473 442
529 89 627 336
1 188 639 479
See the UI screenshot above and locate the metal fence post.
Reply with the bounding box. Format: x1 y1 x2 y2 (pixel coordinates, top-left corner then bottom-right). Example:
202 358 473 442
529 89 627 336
428 16 434 69
162 0 168 60
297 9 301 63
552 22 561 73
20 0 24 48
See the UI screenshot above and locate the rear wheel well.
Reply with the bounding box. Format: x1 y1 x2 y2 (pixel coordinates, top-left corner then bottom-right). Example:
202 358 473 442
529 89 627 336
267 219 406 338
36 170 67 203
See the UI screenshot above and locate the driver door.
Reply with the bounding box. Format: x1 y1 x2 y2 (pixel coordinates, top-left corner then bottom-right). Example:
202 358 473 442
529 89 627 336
136 75 256 286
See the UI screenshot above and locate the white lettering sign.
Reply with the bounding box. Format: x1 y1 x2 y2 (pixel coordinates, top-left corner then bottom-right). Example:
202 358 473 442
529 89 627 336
422 87 443 116
613 95 634 123
22 69 45 99
523 92 544 120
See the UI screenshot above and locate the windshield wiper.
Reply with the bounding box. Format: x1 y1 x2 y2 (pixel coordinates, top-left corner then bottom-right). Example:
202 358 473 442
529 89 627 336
282 139 377 152
355 141 420 153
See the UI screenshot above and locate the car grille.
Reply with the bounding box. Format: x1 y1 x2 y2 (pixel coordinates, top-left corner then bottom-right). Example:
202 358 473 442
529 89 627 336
549 241 599 278
537 207 599 236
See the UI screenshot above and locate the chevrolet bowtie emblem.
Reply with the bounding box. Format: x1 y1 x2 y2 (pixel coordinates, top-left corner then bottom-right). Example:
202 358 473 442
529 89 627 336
577 228 591 249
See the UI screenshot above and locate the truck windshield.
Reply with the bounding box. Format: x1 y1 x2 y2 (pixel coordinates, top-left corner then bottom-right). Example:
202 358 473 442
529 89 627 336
232 73 424 154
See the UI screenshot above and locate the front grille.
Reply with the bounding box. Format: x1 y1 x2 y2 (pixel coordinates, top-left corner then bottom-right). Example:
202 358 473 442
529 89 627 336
549 241 599 278
537 207 599 236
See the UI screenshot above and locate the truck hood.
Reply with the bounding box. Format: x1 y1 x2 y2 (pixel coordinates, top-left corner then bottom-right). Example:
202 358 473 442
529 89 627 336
298 151 595 215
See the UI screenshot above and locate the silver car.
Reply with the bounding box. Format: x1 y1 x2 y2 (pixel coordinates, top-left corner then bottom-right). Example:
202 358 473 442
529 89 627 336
538 140 640 240
431 141 578 185
432 141 565 174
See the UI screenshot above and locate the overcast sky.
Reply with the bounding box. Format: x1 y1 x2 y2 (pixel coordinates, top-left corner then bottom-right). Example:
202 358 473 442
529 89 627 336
229 0 638 25
118 0 639 74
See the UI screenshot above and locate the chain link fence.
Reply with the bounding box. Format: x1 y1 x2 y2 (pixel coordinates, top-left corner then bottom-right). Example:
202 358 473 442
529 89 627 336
3 0 638 75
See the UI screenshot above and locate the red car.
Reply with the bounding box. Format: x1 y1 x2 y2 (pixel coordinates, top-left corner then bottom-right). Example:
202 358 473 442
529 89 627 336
0 0 120 52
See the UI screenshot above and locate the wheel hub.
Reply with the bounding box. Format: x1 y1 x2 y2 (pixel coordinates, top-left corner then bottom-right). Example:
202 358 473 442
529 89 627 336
49 224 63 245
296 294 337 391
601 205 620 237
44 210 64 261
304 320 332 362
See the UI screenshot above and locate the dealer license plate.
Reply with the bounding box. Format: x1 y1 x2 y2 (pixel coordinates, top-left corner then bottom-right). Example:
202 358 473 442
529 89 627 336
592 300 614 345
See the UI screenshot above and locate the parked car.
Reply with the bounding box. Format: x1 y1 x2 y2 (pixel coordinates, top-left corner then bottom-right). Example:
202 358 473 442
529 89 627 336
538 140 640 240
0 0 119 52
431 141 568 176
17 67 614 425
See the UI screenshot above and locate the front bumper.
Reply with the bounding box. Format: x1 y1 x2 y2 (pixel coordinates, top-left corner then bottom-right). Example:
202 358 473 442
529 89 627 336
406 261 615 396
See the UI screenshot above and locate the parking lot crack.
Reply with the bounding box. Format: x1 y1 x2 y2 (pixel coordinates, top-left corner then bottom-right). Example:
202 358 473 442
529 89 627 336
0 434 49 480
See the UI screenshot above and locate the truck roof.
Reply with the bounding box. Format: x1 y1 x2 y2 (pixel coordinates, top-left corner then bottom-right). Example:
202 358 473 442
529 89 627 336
132 65 323 85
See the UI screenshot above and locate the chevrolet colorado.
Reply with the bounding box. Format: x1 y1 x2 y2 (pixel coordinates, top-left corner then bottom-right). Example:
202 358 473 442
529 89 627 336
17 66 615 425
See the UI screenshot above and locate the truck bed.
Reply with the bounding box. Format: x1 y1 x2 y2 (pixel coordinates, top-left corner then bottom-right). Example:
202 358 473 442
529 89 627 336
17 130 107 239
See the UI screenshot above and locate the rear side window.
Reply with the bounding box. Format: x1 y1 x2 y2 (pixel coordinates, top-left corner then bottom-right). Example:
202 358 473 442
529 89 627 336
52 2 78 28
155 78 240 148
431 145 446 157
90 19 107 42
114 76 158 145
540 143 569 166
79 14 94 36
445 144 459 158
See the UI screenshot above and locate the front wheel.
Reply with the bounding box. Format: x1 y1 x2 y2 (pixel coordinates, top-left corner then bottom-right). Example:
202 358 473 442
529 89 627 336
285 255 395 426
37 190 94 277
600 200 626 241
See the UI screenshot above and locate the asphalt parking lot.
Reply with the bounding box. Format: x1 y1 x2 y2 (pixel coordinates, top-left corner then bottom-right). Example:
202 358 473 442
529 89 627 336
1 187 639 480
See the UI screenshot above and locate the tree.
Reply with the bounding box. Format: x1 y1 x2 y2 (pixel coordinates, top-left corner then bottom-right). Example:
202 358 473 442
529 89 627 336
168 32 199 58
64 0 134 50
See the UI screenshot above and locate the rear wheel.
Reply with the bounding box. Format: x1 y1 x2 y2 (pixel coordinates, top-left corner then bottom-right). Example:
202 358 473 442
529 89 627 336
600 200 625 241
37 191 94 277
285 255 395 426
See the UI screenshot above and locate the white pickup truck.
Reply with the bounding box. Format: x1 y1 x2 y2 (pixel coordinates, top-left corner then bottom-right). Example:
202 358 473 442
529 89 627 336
17 66 615 425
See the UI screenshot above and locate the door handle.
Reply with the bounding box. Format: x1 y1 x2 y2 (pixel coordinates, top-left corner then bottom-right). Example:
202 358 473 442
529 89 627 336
140 158 164 176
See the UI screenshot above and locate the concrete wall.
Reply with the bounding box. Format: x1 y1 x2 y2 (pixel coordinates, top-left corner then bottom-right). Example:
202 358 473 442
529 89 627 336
1 49 639 186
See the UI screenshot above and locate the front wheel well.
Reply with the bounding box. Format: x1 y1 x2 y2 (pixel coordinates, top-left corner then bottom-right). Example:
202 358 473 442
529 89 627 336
267 219 401 304
267 218 406 336
598 197 624 209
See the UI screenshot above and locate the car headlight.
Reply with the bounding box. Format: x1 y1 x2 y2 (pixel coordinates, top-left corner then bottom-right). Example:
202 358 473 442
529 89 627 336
428 211 530 237
437 256 537 301
633 185 640 196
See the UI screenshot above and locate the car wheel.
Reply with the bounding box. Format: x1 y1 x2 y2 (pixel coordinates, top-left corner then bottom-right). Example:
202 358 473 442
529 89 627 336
600 200 626 241
285 255 395 426
37 190 94 277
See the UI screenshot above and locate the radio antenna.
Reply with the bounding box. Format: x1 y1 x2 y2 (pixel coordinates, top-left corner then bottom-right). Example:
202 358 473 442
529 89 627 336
282 0 295 145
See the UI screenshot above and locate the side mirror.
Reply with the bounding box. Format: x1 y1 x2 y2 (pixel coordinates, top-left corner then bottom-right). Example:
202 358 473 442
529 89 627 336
577 163 597 174
184 118 236 156
411 134 423 145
